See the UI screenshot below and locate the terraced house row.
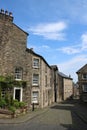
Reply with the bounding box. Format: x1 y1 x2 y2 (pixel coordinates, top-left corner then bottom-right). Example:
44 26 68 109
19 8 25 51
0 9 73 109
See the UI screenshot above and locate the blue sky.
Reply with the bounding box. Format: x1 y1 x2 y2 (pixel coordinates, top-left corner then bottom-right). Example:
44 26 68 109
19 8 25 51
1 0 87 82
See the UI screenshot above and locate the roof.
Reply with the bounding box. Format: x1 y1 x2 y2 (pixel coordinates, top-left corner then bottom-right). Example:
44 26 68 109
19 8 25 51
76 64 87 74
58 72 73 80
26 48 51 68
13 23 29 36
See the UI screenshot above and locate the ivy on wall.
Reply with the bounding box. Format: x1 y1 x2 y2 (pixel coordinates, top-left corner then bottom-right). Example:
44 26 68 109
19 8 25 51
0 75 26 89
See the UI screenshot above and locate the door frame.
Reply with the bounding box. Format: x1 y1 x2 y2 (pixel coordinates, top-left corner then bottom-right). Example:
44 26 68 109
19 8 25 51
13 87 23 101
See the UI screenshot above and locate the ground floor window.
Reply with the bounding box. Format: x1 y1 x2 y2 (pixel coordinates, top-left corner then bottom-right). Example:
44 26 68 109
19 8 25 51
32 91 39 103
13 87 23 101
1 88 6 98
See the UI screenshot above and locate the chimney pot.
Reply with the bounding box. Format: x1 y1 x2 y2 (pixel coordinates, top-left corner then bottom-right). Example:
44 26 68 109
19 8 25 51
5 10 9 15
9 12 12 17
1 9 4 14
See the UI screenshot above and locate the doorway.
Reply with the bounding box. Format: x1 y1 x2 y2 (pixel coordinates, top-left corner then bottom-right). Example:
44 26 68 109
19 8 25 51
14 87 23 101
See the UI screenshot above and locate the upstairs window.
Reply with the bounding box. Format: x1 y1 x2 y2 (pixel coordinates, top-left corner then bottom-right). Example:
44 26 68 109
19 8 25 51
33 58 39 68
32 74 39 86
82 84 87 92
15 68 23 80
82 74 87 79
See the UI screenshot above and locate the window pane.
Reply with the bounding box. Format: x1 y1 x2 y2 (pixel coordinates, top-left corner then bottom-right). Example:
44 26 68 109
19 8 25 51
83 84 87 92
15 68 22 80
1 89 6 98
33 74 39 85
33 58 39 68
32 91 39 103
82 74 87 79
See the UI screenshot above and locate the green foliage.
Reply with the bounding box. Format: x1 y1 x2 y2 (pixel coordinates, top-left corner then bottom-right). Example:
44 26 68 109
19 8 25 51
19 101 26 108
0 76 27 113
12 99 19 109
0 76 5 82
0 75 14 89
0 99 7 108
9 106 16 113
5 93 13 107
0 75 26 89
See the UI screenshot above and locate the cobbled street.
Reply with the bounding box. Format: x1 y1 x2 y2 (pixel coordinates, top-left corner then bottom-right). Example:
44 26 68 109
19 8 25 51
0 100 87 130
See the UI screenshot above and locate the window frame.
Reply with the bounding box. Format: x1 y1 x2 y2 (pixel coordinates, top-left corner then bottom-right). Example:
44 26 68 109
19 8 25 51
32 74 39 86
15 67 23 80
33 58 39 69
32 91 39 104
82 84 87 92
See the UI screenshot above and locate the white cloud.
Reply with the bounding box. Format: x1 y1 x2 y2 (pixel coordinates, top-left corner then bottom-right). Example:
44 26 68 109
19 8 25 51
29 21 67 40
58 32 87 54
58 54 87 82
57 46 80 55
42 45 50 49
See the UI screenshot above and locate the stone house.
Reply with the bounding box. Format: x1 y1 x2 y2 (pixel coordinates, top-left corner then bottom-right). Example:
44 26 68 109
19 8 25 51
58 72 73 101
0 9 55 109
76 64 87 102
26 48 53 108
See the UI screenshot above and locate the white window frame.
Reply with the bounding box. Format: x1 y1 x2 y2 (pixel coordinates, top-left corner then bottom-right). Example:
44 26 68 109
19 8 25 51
32 74 39 86
33 58 39 68
82 84 87 92
32 91 39 103
13 87 23 101
15 68 23 80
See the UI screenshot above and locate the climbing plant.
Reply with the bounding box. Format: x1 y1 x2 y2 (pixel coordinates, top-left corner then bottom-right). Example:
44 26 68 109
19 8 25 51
0 75 26 89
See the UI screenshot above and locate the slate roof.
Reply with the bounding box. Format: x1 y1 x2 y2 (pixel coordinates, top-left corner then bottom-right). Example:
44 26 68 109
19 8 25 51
76 64 87 74
26 48 51 68
58 71 73 80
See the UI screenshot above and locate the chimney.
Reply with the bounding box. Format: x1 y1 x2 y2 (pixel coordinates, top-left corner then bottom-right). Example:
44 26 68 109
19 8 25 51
0 9 13 22
30 48 34 51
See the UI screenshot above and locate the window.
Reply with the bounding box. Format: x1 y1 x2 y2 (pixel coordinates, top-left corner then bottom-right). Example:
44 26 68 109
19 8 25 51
15 68 23 80
32 74 39 85
82 74 87 79
33 58 39 68
32 91 39 103
82 84 87 92
1 88 6 98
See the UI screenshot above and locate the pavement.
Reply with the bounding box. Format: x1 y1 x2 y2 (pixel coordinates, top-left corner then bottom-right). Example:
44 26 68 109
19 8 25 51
0 107 49 124
0 100 87 124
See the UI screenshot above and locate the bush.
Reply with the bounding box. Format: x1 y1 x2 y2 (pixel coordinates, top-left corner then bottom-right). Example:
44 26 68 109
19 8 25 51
0 99 7 108
9 106 16 113
19 102 26 108
12 99 19 109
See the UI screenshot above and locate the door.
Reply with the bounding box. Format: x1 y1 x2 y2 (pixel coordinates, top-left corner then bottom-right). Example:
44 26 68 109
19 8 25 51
15 89 20 101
